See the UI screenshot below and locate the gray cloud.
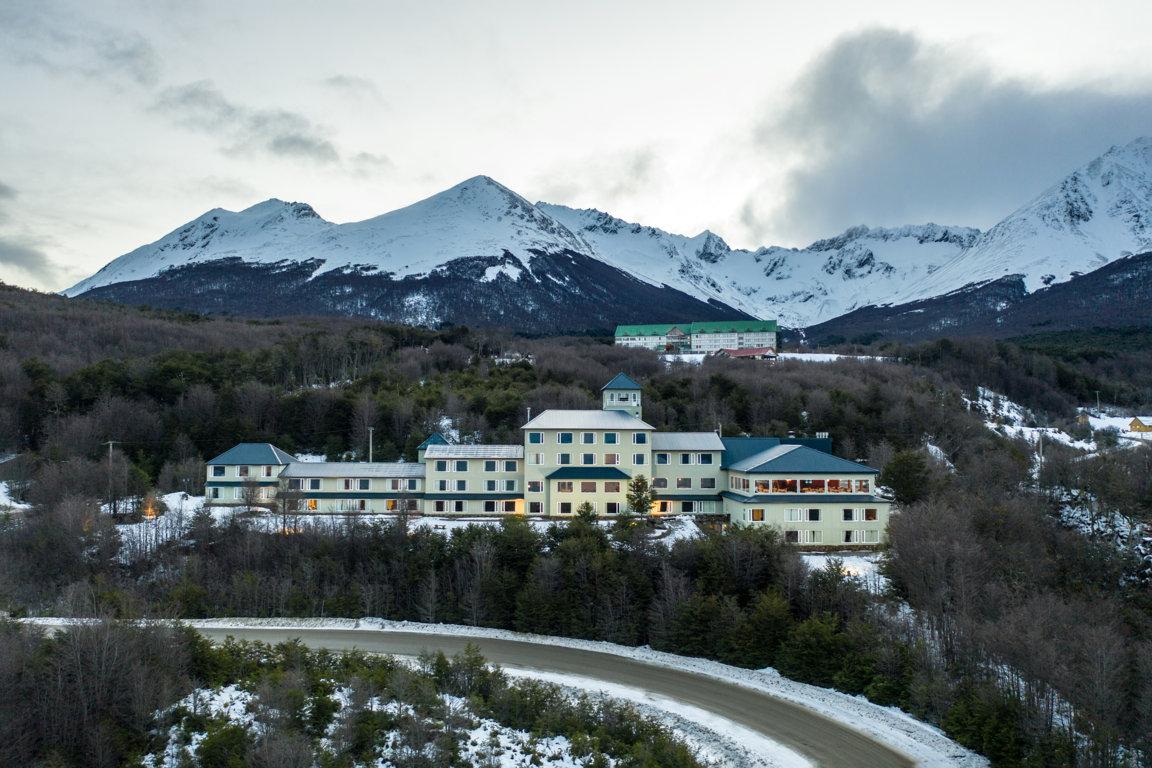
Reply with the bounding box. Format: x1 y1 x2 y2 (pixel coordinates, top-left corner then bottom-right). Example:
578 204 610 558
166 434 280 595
154 81 340 163
0 182 58 283
745 28 1152 244
0 3 159 87
349 151 394 178
536 147 660 208
322 74 386 105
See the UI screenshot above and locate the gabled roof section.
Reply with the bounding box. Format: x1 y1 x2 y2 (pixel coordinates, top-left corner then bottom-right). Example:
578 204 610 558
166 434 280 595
546 467 632 480
522 409 655 430
614 323 678 337
729 444 879 474
602 372 642 390
417 433 451 450
652 432 725 451
688 320 777 334
208 443 297 466
424 444 524 459
281 462 425 478
721 436 832 466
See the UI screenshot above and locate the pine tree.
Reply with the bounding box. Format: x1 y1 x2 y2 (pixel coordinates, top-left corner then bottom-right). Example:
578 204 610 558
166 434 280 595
625 474 655 517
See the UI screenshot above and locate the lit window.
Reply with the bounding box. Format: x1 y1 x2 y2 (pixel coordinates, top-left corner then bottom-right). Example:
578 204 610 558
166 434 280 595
557 482 573 492
800 479 826 493
751 508 764 522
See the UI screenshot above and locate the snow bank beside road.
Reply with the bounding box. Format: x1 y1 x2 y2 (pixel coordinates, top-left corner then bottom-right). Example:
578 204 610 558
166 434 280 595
181 617 986 768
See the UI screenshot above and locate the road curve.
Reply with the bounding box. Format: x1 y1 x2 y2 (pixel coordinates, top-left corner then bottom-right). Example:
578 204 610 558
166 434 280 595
192 625 915 768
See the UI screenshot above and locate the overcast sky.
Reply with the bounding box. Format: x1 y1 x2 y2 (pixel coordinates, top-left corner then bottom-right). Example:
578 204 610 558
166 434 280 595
1 0 1151 292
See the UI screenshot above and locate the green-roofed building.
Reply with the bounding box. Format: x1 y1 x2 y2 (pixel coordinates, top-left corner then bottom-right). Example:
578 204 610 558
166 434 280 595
614 320 778 353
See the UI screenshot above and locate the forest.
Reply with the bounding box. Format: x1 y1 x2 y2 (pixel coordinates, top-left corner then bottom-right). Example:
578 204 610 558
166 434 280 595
1 284 1151 767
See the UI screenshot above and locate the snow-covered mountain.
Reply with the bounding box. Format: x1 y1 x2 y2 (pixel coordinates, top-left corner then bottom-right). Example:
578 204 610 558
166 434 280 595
65 137 1152 334
540 203 980 327
891 137 1152 302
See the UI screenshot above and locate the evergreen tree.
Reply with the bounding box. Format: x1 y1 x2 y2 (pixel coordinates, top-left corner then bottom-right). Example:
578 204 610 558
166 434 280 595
879 450 932 505
625 474 655 517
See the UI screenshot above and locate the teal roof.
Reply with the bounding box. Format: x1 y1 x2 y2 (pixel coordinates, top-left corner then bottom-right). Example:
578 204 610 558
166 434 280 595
721 437 832 466
729 444 878 474
614 320 777 337
546 467 632 480
602 372 642 391
207 443 296 466
418 433 451 450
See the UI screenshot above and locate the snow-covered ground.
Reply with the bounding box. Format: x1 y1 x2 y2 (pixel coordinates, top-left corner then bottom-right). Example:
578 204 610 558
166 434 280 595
1083 413 1152 447
801 552 889 594
966 387 1095 452
777 352 888 363
177 617 987 768
0 480 30 512
1056 490 1151 580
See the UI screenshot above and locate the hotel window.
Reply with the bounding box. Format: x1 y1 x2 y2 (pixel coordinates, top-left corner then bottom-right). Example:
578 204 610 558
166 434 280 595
633 453 646 465
389 479 400 491
558 432 573 444
455 480 467 491
558 502 573 514
530 453 544 465
700 478 716 489
503 501 517 513
604 433 618 445
634 433 648 444
485 460 497 472
504 460 517 472
528 481 542 493
455 460 468 472
698 453 714 465
755 479 771 493
679 501 693 513
343 478 354 490
604 481 621 493
504 480 516 492
656 453 669 465
307 499 318 511
676 477 692 489
856 479 871 493
408 479 418 490
772 479 797 493
453 501 466 513
680 453 692 465
582 453 595 465
751 508 765 522
580 481 597 493
604 453 620 465
653 477 668 488
435 501 447 513
529 432 543 444
827 479 853 493
435 460 447 472
437 480 449 492
557 482 574 492
287 479 301 490
865 508 878 521
606 502 620 514
557 453 571 465
581 432 596 444
486 480 497 491
211 465 225 477
386 499 397 510
800 479 826 493
843 508 859 522
657 501 671 513
865 530 879 543
529 501 543 514
308 479 321 491
359 479 370 491
844 530 859 544
263 466 274 477
210 487 220 499
238 466 249 477
484 501 497 513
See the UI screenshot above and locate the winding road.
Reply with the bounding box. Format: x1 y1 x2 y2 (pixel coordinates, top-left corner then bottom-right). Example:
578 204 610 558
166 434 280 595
192 624 918 768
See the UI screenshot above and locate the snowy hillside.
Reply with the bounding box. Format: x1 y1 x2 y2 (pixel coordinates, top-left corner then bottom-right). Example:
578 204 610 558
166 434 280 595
892 136 1152 302
65 136 1152 333
65 177 588 297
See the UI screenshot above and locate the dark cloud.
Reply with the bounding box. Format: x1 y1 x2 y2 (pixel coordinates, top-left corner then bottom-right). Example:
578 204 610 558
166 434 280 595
0 182 58 284
154 81 340 163
322 75 386 105
745 28 1152 244
349 152 394 178
0 4 160 87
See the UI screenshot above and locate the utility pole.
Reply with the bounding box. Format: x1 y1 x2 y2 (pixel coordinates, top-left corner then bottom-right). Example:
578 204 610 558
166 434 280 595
1095 390 1102 414
102 440 118 515
367 427 374 463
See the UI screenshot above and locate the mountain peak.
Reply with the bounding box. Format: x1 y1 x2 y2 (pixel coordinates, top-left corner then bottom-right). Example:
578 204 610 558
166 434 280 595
240 198 321 220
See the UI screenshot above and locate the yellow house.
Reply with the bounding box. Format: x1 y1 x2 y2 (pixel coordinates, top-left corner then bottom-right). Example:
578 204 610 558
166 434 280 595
1130 417 1152 433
